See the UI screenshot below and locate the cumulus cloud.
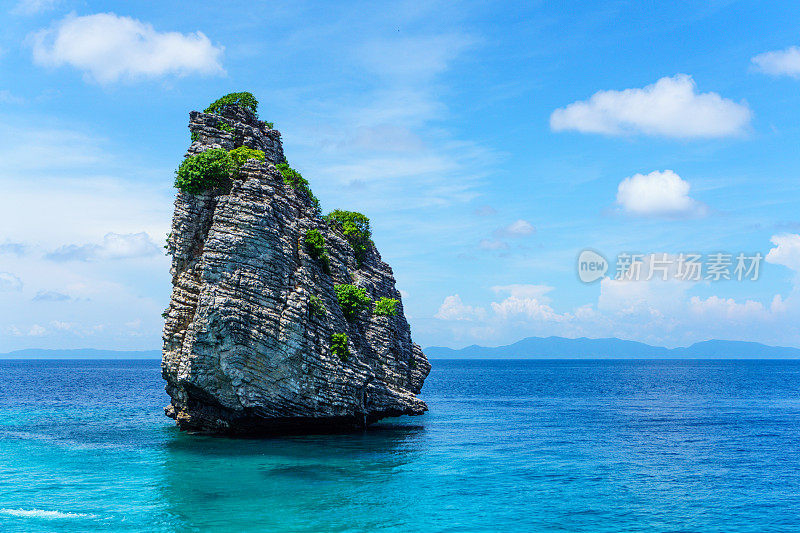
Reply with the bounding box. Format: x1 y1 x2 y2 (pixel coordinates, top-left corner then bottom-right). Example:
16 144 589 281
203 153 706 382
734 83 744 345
688 295 778 322
434 294 487 321
752 46 800 78
766 234 800 272
616 170 704 217
30 13 224 83
0 272 23 291
550 74 751 138
46 232 160 262
490 285 564 321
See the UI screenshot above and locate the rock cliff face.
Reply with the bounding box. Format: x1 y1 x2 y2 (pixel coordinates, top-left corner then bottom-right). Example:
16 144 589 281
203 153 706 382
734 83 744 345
161 102 430 434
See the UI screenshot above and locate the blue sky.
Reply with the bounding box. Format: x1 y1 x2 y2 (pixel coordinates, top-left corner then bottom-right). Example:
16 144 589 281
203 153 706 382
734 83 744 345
3 0 800 351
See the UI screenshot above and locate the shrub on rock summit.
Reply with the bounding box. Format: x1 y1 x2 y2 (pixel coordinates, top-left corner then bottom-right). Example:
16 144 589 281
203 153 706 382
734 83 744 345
325 210 371 266
175 149 233 194
334 284 371 320
205 92 259 115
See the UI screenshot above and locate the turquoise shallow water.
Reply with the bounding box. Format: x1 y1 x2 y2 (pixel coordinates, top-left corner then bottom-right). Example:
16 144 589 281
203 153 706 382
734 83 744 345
1 359 800 532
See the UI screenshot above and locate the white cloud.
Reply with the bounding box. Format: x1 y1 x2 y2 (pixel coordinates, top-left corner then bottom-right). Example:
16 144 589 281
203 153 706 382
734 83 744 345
752 46 800 78
498 219 535 237
479 220 536 251
490 285 563 321
434 294 486 321
550 74 751 138
0 272 23 291
30 13 224 83
616 170 704 217
11 0 59 15
28 324 46 336
766 234 800 272
688 295 775 322
46 232 161 262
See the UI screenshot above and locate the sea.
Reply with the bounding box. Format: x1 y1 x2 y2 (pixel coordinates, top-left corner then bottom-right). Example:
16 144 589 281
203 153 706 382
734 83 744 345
1 359 800 532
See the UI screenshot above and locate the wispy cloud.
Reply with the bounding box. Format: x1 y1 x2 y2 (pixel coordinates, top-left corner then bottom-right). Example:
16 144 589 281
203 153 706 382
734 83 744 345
0 242 28 256
46 232 161 262
32 290 71 302
0 272 23 291
11 0 59 15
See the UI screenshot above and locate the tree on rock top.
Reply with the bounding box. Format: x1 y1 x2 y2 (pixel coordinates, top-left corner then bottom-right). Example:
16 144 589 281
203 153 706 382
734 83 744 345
205 92 259 116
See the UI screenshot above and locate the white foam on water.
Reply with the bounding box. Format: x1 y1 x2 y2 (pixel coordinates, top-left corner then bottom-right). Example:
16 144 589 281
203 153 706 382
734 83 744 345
0 508 96 519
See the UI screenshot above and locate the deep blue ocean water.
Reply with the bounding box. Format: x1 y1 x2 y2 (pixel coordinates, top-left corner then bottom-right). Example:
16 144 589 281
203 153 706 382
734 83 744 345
1 359 800 532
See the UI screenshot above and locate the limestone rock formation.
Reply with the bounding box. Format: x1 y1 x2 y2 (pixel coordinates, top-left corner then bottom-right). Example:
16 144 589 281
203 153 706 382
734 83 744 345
161 98 430 434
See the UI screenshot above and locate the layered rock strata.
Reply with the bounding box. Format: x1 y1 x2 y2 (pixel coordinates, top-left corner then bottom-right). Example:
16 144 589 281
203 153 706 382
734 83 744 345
161 104 430 434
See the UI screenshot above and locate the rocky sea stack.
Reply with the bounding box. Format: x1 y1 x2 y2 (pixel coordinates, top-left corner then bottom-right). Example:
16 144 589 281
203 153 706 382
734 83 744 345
161 93 430 435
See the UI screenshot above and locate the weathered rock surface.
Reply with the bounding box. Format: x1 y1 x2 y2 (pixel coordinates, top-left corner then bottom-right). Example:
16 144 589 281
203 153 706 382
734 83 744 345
161 105 430 434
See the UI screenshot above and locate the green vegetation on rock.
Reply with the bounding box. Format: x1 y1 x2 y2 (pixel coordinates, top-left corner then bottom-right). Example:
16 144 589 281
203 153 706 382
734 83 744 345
205 92 259 115
217 120 234 134
304 229 330 272
334 284 371 320
309 294 326 317
190 131 200 142
174 149 233 194
374 297 399 316
276 163 321 215
324 210 371 266
331 333 349 361
229 146 265 169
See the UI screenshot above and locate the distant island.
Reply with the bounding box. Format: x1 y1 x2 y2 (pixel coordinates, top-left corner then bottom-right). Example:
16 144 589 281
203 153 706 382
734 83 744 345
7 337 800 360
425 336 800 359
0 349 161 359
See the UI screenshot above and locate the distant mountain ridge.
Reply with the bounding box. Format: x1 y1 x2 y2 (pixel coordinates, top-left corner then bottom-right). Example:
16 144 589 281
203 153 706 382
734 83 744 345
425 336 800 359
5 337 800 359
0 349 161 359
